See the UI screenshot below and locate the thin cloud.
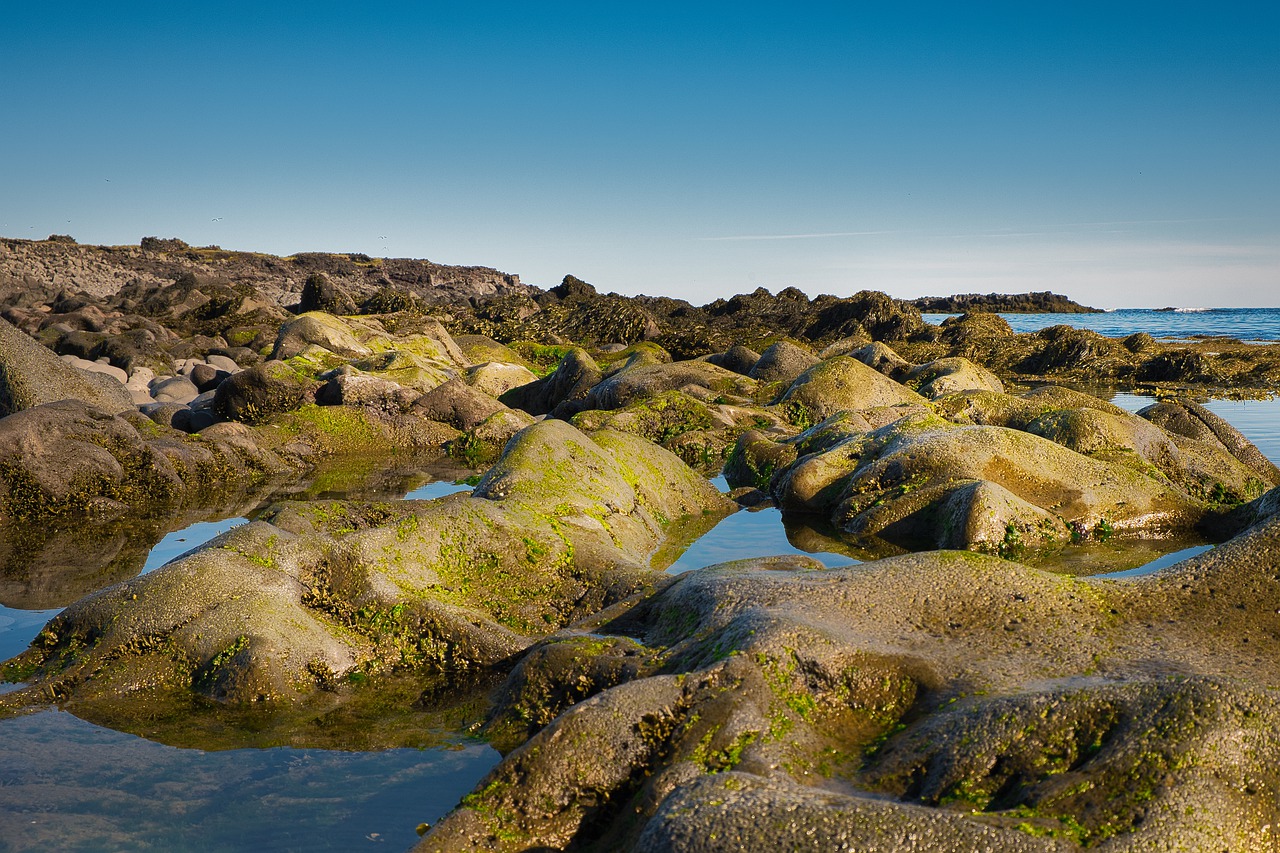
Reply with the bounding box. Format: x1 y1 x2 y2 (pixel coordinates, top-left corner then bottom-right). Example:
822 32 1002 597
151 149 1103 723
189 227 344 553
700 218 1241 243
698 230 901 242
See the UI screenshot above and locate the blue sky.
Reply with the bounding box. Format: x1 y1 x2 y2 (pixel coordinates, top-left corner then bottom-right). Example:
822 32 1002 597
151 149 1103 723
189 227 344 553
3 2 1277 307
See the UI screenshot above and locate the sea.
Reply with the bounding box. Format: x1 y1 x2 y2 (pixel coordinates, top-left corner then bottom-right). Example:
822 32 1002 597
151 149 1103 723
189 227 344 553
922 307 1280 341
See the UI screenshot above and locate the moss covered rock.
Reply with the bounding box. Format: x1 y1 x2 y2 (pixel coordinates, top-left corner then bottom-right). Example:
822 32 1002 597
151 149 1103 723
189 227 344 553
777 355 928 425
2 420 732 714
499 347 602 417
270 311 372 361
213 360 320 424
420 517 1280 851
0 316 134 416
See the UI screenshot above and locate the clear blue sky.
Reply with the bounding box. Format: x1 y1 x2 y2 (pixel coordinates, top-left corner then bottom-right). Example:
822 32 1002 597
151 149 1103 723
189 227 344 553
3 2 1277 307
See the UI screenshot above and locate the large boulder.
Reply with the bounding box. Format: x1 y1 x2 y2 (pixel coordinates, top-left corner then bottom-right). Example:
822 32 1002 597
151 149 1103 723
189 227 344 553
464 361 539 398
297 273 357 315
849 340 912 379
500 348 602 417
270 312 372 361
412 378 508 430
905 356 1004 398
0 316 134 416
579 359 758 412
749 384 1268 552
776 355 928 425
315 369 420 414
213 360 320 424
707 344 761 376
349 349 454 394
2 420 733 712
747 340 819 386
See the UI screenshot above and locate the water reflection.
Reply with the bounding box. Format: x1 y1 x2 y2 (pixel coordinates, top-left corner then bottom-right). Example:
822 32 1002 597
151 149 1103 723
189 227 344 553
666 506 861 574
1092 544 1215 579
0 709 498 853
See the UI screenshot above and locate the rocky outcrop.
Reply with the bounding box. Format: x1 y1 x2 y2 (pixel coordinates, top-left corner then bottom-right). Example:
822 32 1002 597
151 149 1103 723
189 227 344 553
0 235 526 310
0 399 293 525
0 316 134 416
418 504 1280 851
1 420 732 714
728 384 1274 554
912 291 1103 313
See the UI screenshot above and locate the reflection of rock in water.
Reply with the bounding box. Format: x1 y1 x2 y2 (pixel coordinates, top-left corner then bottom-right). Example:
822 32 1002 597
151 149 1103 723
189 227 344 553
70 670 505 753
0 519 156 610
0 452 465 611
0 706 499 853
273 450 473 504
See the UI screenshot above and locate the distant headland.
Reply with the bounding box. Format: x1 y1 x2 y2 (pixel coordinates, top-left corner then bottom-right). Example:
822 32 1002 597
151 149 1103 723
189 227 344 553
911 291 1103 314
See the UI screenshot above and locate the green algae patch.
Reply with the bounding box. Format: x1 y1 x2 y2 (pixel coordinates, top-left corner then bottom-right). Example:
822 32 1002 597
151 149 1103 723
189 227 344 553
270 404 385 450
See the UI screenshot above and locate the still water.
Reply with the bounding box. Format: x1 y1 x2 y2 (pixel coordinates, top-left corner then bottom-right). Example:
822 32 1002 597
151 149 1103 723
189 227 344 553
0 468 495 853
0 710 495 853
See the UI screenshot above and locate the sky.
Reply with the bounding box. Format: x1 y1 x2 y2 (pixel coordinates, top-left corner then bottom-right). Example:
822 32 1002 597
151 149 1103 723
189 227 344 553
2 2 1277 308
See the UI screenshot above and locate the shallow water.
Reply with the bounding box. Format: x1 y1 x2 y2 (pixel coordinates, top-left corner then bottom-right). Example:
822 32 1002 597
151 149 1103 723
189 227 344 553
142 518 248 574
665 505 858 574
0 709 498 853
0 468 495 852
403 480 473 500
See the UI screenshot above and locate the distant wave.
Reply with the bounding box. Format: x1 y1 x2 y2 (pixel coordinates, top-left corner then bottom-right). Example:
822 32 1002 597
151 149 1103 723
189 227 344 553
1174 307 1213 313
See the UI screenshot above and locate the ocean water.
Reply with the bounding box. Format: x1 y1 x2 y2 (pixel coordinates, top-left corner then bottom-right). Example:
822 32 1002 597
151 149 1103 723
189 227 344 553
923 307 1280 341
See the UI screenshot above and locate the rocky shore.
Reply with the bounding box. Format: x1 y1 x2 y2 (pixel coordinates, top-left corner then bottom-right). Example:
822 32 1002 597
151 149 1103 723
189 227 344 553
4 235 1280 851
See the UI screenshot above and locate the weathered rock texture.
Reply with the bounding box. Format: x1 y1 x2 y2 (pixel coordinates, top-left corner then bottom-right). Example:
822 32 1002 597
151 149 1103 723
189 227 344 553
417 495 1280 851
1 420 732 716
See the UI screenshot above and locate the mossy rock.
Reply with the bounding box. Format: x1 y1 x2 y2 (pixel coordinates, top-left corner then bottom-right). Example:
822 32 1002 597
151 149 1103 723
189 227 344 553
270 311 373 361
422 524 1280 851
581 360 757 412
777 355 928 425
0 316 134 416
213 360 319 424
2 420 733 715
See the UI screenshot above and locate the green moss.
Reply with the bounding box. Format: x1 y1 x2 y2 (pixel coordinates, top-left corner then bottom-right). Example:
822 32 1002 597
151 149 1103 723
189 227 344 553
511 341 573 377
691 728 759 773
783 399 816 429
754 651 818 720
0 654 40 684
273 405 385 451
